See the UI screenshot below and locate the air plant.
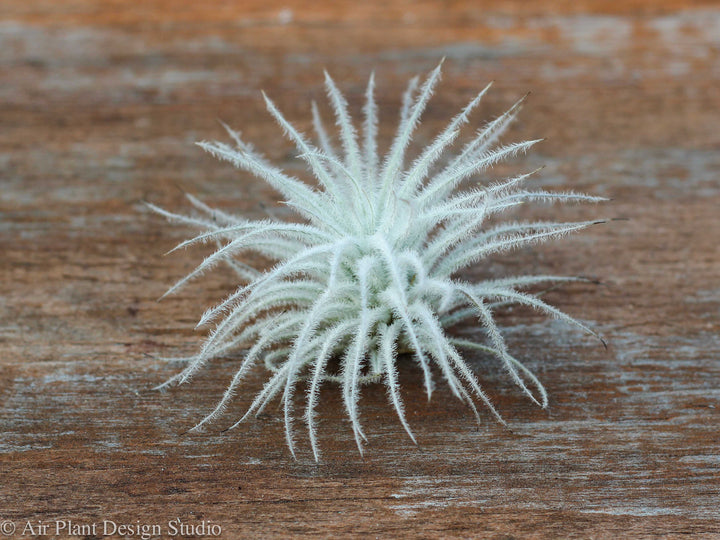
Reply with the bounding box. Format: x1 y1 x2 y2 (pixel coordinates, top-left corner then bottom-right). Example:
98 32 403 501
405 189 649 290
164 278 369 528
148 62 606 461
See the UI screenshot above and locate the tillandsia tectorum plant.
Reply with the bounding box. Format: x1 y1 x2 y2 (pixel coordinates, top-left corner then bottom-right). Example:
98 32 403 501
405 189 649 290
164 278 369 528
149 62 606 461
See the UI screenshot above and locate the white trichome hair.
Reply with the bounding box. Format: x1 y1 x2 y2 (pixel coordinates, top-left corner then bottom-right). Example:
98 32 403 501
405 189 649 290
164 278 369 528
149 62 606 460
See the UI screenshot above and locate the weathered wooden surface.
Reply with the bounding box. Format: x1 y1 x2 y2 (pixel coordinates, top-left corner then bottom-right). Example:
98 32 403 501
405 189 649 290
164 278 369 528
1 1 719 538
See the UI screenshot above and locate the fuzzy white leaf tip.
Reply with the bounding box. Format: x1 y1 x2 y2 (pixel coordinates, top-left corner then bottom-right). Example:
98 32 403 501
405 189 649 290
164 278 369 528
149 63 606 461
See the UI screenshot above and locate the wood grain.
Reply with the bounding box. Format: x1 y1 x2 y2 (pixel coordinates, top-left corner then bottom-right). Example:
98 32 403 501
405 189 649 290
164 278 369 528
1 1 719 538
